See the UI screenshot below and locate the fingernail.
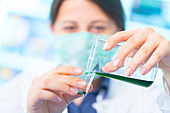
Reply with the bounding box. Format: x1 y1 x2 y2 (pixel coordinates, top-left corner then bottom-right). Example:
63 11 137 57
74 69 82 74
125 68 132 76
70 87 78 94
140 67 147 75
56 96 62 102
103 43 109 50
78 81 86 86
113 58 121 67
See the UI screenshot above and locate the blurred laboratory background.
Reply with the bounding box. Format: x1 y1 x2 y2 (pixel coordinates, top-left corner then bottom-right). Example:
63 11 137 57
0 0 170 89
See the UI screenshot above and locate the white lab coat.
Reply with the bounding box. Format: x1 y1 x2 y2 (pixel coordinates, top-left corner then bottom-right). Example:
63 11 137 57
0 67 170 113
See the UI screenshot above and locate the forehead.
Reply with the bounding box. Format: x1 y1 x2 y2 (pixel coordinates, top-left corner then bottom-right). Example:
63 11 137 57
55 0 111 23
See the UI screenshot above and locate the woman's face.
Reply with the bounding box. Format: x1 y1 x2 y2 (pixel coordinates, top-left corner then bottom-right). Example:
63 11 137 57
52 0 118 35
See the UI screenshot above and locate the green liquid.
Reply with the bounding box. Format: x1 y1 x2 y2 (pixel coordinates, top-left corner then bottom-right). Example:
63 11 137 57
77 91 86 96
95 72 153 87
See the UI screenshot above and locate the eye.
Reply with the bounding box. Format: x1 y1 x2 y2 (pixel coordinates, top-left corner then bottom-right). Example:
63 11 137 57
64 26 76 31
94 26 105 30
90 26 106 33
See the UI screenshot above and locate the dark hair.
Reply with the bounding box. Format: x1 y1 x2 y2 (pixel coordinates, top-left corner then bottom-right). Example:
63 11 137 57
50 0 125 30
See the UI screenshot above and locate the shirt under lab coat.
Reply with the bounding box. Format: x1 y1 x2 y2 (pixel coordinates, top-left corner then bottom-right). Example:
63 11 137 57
0 66 170 113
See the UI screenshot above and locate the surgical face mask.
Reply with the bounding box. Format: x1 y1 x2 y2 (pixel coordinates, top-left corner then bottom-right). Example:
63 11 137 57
53 32 94 70
53 32 109 79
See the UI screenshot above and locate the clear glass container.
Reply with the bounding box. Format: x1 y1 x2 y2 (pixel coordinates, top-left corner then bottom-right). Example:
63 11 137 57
83 35 159 95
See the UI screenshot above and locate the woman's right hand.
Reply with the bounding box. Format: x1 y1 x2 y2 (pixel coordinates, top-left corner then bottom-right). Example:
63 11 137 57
27 65 91 113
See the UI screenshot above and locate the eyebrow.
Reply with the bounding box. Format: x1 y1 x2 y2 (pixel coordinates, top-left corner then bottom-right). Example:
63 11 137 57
90 20 110 25
60 21 77 25
59 20 110 26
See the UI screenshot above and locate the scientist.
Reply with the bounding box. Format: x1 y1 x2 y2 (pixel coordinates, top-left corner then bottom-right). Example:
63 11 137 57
1 0 170 113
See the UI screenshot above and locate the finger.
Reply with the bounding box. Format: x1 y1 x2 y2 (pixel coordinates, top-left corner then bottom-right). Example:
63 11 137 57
102 30 146 72
31 76 87 96
128 48 138 58
43 65 83 76
111 31 147 69
140 40 169 75
102 48 138 73
29 90 62 108
30 77 72 95
103 29 140 51
125 39 158 76
102 61 119 73
61 76 88 89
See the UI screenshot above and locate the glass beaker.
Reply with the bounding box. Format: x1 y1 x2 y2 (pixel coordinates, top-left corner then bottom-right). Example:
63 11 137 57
84 35 159 92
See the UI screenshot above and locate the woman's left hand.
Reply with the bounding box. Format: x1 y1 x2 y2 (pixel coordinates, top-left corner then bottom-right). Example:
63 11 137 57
102 28 170 85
